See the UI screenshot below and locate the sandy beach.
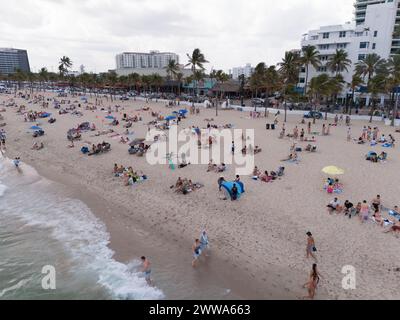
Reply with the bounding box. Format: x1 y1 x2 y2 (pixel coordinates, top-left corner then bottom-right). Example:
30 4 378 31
2 91 400 300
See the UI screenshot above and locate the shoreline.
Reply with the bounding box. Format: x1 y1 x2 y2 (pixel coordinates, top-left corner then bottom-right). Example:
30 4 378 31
4 151 298 300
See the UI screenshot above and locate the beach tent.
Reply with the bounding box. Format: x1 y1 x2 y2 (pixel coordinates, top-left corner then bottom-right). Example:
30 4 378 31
221 181 245 200
29 126 43 130
165 115 176 121
322 166 344 175
38 112 51 118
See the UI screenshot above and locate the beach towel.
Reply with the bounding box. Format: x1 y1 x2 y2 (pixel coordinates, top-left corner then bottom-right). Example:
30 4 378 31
382 143 392 148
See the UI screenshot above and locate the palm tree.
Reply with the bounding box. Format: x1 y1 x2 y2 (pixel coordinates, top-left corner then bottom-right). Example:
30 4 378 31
326 49 352 76
151 74 164 93
348 74 364 115
367 73 387 122
278 51 301 122
38 67 49 92
13 68 27 92
301 45 320 97
355 53 386 83
325 75 344 119
58 56 73 77
387 55 400 125
106 71 118 101
186 49 208 106
176 72 184 97
165 59 179 80
308 74 330 123
214 70 229 116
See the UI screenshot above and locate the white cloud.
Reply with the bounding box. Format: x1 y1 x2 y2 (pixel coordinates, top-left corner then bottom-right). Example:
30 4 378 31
0 0 354 73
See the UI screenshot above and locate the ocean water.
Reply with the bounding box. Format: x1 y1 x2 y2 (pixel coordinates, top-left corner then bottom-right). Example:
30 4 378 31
0 156 164 300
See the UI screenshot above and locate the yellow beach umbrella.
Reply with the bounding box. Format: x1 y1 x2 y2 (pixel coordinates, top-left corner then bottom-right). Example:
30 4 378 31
322 166 345 175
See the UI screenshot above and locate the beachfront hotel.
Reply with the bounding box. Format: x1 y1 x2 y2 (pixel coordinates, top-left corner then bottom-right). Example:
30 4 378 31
115 50 190 77
0 48 30 75
230 63 255 80
298 0 399 97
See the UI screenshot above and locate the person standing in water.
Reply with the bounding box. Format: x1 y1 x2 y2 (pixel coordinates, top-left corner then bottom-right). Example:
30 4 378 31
141 256 153 285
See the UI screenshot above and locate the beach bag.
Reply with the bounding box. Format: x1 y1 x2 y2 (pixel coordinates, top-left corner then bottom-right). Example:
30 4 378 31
312 246 317 252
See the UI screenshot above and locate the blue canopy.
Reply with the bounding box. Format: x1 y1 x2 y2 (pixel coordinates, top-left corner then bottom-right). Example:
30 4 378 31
105 115 114 120
222 181 245 200
29 126 43 130
165 115 176 121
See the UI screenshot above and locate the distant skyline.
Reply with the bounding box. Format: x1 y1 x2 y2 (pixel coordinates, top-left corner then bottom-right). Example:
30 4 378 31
0 0 354 73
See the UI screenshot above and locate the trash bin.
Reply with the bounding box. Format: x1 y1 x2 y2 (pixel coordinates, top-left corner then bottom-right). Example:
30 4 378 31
271 124 275 130
266 123 270 130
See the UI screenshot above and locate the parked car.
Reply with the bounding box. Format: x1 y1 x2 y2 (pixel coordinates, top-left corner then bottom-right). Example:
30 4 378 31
304 111 323 119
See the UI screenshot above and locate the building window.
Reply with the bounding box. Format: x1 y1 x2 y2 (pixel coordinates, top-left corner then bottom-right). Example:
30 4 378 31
337 43 347 49
319 44 330 50
358 54 366 61
372 43 376 50
300 67 306 73
355 32 364 37
374 31 378 37
317 67 327 72
360 42 369 49
323 32 330 39
339 31 346 38
299 78 305 83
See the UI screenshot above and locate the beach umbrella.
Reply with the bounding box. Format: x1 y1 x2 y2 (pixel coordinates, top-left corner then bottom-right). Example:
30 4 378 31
105 115 114 120
29 126 42 130
179 109 188 114
172 111 179 114
129 138 145 146
165 115 176 121
322 166 345 175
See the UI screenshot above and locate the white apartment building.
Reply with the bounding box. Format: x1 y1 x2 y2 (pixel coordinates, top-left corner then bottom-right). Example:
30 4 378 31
299 0 399 96
230 63 254 79
116 51 179 70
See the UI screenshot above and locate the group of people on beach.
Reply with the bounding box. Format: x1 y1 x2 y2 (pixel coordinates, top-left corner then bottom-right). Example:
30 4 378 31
113 164 147 186
327 195 400 234
357 126 396 147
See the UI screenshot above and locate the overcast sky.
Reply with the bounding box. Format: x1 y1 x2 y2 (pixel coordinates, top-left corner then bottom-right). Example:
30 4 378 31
0 0 354 73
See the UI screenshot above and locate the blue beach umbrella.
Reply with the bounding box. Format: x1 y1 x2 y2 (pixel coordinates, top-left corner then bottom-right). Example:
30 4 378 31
179 109 188 114
105 115 114 120
165 115 176 121
29 126 43 130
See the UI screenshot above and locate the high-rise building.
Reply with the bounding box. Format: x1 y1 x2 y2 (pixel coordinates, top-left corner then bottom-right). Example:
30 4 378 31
230 64 254 80
116 51 179 70
0 48 30 75
354 0 387 25
299 0 399 96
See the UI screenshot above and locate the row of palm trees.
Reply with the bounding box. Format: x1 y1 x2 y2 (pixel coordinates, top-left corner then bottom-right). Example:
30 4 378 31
247 46 400 124
2 47 400 124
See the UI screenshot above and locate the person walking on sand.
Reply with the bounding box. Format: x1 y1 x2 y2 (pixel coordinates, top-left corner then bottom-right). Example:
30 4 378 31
303 264 322 299
306 232 317 261
231 141 235 155
200 230 209 257
141 256 153 285
192 239 202 267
